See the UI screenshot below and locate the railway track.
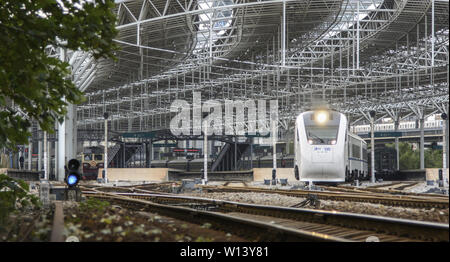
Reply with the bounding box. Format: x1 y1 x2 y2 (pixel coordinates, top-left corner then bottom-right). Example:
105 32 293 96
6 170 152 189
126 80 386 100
198 185 449 209
82 190 449 242
334 184 448 199
84 183 449 208
391 182 420 191
366 182 405 189
366 182 420 191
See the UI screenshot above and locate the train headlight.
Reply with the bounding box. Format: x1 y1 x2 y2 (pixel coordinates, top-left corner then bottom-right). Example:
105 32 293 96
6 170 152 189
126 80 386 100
331 140 336 145
308 139 314 145
315 111 328 124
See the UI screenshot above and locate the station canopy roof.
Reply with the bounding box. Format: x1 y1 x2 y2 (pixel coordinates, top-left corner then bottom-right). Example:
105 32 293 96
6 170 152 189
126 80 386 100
58 0 448 132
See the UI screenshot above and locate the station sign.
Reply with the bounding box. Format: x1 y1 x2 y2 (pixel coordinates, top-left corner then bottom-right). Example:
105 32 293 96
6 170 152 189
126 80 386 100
122 131 156 138
432 144 443 150
367 131 402 138
153 143 177 148
244 132 270 138
173 148 200 152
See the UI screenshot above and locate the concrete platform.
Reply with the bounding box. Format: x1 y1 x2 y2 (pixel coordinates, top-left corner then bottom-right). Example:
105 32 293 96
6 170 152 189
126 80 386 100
425 168 449 181
0 168 41 181
97 168 169 182
253 168 294 181
168 170 253 181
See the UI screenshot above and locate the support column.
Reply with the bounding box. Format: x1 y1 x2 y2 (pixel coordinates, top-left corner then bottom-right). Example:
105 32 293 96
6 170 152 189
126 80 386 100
57 103 77 181
445 108 449 170
234 137 237 171
420 117 425 170
395 120 400 170
250 138 254 170
54 140 57 180
66 104 77 160
145 142 150 168
442 111 448 188
47 139 51 179
370 111 376 183
58 117 65 181
272 117 277 170
43 131 48 180
203 120 208 184
104 113 109 183
38 138 42 172
28 133 32 170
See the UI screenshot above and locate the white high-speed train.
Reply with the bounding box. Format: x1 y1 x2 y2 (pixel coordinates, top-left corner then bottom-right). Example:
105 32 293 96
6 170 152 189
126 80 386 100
294 110 368 183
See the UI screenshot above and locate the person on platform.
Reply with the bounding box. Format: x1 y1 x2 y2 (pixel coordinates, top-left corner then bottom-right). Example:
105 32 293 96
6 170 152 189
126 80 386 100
19 155 24 170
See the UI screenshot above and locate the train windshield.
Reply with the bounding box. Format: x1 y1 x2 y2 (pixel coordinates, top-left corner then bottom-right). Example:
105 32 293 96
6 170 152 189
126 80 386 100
304 111 341 145
94 155 103 161
84 154 92 161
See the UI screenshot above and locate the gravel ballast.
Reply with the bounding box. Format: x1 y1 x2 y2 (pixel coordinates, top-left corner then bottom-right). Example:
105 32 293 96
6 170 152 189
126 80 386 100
186 191 449 223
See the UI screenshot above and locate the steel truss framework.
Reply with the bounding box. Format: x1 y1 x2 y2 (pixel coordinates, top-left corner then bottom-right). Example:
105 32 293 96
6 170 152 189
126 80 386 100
56 0 448 133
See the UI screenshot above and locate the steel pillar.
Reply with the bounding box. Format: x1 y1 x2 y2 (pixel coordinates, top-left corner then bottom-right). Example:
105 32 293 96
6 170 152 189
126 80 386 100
38 139 42 172
145 142 150 168
44 131 48 180
420 117 425 169
443 118 448 187
203 120 208 184
443 106 450 170
395 120 400 170
250 140 253 169
370 118 375 183
57 117 65 181
104 117 108 183
54 140 57 179
66 104 77 160
57 104 76 181
28 134 32 170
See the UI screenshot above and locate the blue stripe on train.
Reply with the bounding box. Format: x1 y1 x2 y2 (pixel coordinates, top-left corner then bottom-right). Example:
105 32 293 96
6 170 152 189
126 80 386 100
348 157 368 163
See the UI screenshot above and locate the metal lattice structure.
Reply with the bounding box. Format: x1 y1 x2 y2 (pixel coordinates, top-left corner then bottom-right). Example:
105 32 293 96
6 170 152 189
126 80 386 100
62 0 447 132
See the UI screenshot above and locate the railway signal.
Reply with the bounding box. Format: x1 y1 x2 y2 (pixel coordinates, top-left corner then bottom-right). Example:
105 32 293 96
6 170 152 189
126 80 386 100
64 159 82 201
65 159 81 187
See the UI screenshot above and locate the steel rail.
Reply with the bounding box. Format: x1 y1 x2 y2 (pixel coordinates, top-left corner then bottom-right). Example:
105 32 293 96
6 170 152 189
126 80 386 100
84 191 348 242
198 185 449 209
322 184 449 199
83 190 449 242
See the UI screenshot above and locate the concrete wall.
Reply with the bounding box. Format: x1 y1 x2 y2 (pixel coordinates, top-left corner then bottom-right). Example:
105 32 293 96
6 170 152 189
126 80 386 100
0 154 8 168
425 168 449 181
253 168 294 181
97 168 169 182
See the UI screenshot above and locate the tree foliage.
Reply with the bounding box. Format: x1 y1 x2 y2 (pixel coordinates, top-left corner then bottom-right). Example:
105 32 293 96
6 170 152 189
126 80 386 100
0 0 118 149
0 174 40 227
389 142 444 170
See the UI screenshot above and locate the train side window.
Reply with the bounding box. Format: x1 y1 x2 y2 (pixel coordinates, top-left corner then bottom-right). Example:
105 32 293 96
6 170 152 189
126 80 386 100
352 144 361 158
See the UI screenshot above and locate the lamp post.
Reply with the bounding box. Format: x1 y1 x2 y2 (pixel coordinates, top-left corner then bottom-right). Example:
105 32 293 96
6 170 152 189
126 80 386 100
104 112 109 184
